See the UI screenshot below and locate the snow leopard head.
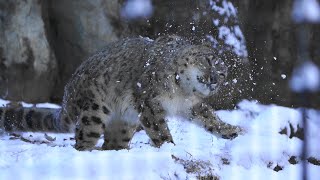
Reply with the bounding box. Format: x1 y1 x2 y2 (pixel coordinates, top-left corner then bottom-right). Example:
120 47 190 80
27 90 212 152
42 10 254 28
176 46 227 98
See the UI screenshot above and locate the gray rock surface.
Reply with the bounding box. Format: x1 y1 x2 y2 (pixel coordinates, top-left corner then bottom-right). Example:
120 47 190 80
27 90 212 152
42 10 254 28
46 0 120 100
0 0 58 103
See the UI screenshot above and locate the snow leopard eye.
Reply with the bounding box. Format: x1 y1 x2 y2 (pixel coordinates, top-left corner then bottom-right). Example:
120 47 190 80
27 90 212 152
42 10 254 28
218 72 226 79
197 75 206 83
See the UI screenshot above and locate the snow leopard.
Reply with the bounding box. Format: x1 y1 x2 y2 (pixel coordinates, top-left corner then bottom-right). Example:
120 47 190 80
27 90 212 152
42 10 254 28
0 35 242 151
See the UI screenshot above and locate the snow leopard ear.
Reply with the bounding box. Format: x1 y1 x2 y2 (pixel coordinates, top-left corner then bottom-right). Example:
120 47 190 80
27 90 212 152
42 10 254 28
201 40 214 48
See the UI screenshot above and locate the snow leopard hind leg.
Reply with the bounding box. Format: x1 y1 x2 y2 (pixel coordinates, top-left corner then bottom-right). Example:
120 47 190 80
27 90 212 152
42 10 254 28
74 100 111 151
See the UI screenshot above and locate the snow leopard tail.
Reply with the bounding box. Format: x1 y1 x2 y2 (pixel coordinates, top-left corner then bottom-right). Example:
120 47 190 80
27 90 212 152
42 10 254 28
0 106 71 133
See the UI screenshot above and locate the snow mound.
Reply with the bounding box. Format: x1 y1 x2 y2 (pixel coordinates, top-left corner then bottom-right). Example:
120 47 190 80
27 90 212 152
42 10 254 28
0 99 319 179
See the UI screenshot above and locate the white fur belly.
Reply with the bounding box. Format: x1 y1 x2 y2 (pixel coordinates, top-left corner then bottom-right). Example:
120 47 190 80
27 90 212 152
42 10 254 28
107 91 140 125
159 95 200 116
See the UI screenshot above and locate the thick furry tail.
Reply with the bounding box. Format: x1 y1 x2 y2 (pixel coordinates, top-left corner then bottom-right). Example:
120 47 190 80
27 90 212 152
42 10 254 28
0 106 63 133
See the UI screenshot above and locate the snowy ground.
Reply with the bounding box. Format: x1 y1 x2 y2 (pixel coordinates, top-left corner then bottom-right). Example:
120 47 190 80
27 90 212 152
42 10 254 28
0 99 319 180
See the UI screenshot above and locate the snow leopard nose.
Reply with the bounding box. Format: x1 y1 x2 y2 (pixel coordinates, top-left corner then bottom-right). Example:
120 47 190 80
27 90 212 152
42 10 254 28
210 73 218 84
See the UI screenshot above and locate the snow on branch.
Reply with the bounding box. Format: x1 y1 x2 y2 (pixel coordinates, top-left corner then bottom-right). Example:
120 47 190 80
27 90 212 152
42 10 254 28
208 0 248 58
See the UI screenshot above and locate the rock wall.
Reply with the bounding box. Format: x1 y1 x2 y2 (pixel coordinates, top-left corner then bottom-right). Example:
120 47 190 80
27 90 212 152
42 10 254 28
0 0 58 103
45 0 120 101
